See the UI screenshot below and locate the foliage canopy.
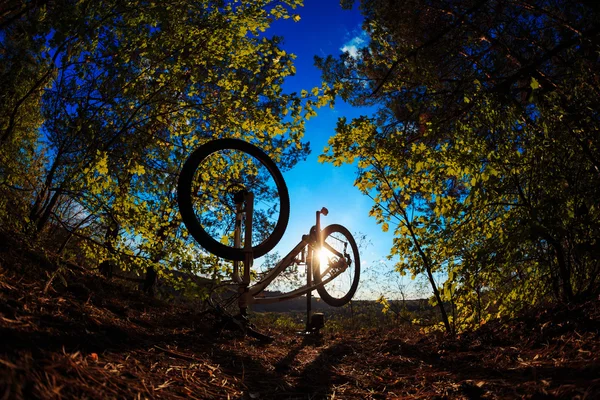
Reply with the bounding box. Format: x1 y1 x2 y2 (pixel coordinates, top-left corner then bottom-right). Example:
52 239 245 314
318 0 600 332
0 0 328 296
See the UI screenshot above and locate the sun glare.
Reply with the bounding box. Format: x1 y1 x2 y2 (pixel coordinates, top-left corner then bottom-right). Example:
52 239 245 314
316 247 330 273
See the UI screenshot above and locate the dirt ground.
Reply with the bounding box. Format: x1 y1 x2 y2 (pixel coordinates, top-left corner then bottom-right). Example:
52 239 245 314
1 236 599 399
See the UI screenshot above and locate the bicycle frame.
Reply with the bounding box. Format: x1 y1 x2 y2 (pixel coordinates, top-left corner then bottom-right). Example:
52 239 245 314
230 191 347 310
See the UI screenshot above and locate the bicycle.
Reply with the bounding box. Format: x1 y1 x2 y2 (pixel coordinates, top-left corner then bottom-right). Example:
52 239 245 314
177 138 360 339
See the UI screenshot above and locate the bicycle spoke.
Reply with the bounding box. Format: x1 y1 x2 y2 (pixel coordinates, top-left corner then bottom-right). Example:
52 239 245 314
320 235 353 296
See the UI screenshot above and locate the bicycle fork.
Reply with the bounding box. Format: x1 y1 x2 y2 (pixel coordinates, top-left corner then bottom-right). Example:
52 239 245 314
232 190 255 315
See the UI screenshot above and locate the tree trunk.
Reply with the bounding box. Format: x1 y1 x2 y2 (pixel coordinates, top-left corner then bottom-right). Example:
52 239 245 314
35 188 61 233
424 262 452 334
406 220 453 334
142 265 157 296
551 240 574 302
535 228 574 302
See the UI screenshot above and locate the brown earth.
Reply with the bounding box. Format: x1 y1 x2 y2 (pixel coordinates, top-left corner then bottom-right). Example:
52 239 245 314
1 234 599 399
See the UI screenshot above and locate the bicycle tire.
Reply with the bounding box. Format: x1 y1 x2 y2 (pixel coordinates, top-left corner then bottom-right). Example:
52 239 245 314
177 139 290 261
314 224 360 307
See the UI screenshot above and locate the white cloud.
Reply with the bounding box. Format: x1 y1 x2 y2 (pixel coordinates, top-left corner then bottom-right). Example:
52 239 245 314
340 31 369 58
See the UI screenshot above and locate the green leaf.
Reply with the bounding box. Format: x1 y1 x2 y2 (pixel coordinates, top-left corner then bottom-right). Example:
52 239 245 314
530 77 540 90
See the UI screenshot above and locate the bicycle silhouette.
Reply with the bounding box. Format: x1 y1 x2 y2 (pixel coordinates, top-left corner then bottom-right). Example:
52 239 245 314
178 139 360 340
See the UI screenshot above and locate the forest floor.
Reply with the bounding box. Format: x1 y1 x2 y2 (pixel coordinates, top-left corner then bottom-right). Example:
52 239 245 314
1 234 600 399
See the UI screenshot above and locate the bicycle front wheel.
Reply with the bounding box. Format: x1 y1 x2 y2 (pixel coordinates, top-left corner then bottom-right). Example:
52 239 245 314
177 139 290 261
314 224 360 307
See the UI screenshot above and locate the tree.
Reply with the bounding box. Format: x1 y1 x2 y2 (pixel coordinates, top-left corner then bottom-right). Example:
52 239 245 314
0 10 50 231
1 0 330 293
318 0 600 332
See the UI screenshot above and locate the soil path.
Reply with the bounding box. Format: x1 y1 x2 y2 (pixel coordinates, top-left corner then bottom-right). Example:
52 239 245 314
1 242 599 399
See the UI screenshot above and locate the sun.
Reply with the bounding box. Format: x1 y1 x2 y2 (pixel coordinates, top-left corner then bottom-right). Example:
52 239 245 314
315 247 330 272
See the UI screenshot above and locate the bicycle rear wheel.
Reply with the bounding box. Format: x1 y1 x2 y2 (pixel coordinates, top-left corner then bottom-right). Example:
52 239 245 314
313 224 360 307
177 139 290 261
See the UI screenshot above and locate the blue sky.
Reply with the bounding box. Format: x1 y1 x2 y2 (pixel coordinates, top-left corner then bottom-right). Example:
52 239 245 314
256 1 412 300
